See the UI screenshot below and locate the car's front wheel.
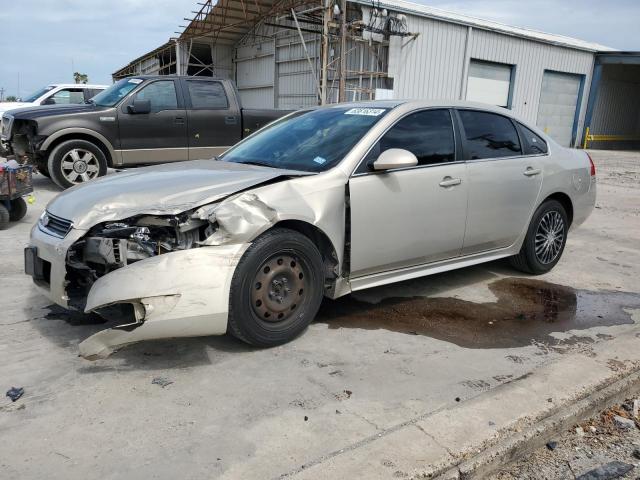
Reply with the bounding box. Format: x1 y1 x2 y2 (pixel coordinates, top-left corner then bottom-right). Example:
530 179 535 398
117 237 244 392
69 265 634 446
47 139 107 189
510 199 569 274
227 228 325 347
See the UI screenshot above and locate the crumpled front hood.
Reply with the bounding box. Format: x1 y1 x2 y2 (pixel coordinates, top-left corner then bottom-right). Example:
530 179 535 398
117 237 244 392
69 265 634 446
46 160 311 229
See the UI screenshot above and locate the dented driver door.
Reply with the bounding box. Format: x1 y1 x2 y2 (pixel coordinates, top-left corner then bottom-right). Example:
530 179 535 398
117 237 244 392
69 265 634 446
348 108 468 278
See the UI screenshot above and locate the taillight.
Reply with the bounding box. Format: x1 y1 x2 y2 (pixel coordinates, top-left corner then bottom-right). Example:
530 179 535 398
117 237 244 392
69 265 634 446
586 152 596 176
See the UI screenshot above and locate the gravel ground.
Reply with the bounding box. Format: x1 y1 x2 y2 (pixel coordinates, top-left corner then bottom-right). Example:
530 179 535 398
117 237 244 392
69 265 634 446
491 397 640 479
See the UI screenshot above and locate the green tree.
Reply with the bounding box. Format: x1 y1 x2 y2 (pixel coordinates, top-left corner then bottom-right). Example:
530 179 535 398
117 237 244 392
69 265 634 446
73 72 89 84
6 95 17 102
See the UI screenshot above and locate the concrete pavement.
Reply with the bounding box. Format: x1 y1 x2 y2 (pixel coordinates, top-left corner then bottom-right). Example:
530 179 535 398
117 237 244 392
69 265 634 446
0 150 638 479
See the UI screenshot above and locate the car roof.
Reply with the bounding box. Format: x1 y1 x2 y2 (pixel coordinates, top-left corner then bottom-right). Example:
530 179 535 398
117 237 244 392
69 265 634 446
329 99 515 113
46 84 109 88
315 99 525 121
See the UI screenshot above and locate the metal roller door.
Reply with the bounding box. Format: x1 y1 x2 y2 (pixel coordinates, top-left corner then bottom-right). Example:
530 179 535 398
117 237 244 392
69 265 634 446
537 71 582 147
466 60 513 108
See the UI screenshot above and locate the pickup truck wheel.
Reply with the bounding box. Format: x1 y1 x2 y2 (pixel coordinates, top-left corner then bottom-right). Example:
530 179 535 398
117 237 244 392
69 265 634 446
227 228 324 347
9 197 27 221
510 200 568 275
48 139 107 189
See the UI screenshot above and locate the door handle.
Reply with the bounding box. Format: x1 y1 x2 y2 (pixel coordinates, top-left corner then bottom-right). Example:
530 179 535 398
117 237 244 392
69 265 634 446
174 116 185 125
523 167 541 177
439 176 462 187
225 116 238 125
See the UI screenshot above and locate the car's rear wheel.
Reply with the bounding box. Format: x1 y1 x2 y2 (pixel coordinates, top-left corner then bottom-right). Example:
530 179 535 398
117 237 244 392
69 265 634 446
48 139 107 189
510 199 569 274
227 228 324 347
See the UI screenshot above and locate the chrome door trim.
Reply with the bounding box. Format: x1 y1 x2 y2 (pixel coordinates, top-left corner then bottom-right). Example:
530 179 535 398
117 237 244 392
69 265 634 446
116 147 189 164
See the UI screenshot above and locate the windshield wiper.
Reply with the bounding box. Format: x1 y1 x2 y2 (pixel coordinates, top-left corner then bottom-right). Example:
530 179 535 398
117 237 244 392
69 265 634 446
237 160 274 168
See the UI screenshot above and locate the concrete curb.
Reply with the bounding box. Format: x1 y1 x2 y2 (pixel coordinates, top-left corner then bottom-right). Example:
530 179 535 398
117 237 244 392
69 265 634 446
436 368 640 479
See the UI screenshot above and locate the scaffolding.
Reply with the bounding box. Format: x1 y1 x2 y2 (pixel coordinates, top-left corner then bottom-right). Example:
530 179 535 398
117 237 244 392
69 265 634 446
112 0 417 107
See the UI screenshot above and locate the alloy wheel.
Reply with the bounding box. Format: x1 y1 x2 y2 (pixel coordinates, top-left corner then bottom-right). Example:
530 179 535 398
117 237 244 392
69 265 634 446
60 148 100 184
534 210 565 264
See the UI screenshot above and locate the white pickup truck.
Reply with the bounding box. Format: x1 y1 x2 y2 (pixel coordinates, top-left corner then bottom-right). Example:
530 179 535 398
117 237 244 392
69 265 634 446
0 84 108 118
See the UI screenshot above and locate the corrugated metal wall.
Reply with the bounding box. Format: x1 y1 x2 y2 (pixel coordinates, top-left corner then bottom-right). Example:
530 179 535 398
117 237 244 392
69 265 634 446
387 15 596 145
276 32 321 109
234 21 322 109
236 40 276 107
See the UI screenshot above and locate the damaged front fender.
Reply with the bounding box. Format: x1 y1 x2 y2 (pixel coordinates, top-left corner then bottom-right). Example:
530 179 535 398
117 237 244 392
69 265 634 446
196 193 277 246
79 244 249 359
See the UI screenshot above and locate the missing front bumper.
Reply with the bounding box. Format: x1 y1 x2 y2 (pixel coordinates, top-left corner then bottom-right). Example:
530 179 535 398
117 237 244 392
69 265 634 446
77 244 249 359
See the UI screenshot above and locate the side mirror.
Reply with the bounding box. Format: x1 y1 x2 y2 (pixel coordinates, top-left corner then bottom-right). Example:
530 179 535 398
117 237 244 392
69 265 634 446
372 148 418 171
127 98 151 114
41 97 55 105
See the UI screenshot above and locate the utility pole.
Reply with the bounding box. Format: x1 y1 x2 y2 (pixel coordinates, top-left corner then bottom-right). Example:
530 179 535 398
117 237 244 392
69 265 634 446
338 0 347 103
0 87 4 102
320 0 330 105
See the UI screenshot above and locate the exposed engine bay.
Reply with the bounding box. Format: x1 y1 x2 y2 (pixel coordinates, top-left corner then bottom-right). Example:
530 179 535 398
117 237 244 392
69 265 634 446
65 212 210 310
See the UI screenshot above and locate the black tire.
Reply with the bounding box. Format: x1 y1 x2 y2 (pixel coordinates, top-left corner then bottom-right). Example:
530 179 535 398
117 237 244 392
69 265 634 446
0 203 9 230
36 160 50 178
510 199 569 275
47 139 107 189
9 197 27 221
227 228 324 347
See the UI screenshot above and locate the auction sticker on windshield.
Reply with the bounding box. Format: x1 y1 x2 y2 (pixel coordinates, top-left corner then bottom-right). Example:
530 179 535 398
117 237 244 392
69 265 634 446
128 78 144 84
344 108 386 116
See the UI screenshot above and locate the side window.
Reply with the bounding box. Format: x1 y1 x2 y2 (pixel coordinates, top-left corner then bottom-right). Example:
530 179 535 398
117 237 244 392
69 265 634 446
458 110 521 159
135 81 178 112
358 109 455 173
48 88 85 105
518 123 548 155
186 81 228 109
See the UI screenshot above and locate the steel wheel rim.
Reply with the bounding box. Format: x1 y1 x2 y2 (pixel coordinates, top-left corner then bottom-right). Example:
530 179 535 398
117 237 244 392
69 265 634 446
534 210 565 264
61 148 100 184
251 253 306 323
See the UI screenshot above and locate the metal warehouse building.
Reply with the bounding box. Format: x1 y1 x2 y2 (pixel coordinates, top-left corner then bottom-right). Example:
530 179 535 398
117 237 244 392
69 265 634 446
113 0 640 149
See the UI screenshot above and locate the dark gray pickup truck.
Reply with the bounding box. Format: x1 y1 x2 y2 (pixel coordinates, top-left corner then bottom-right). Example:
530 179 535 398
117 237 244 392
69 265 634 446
1 76 289 188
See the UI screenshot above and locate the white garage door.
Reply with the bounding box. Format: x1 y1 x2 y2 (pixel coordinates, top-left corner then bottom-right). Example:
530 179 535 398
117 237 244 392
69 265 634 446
537 71 582 147
466 60 513 108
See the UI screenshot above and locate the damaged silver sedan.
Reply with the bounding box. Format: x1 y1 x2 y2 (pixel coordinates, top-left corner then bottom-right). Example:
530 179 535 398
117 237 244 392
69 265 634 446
25 100 596 359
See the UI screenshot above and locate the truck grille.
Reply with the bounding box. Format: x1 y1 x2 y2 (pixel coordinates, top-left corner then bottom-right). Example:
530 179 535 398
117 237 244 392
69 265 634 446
1 114 13 140
40 212 73 238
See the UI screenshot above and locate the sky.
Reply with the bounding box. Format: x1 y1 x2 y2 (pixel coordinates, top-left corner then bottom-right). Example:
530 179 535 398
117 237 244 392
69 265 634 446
1 0 638 98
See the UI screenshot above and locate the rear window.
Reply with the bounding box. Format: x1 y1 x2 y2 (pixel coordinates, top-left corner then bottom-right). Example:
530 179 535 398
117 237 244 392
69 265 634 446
518 123 548 155
458 110 521 160
186 81 228 109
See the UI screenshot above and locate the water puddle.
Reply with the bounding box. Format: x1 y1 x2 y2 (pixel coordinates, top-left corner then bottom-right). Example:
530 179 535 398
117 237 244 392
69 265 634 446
316 278 640 348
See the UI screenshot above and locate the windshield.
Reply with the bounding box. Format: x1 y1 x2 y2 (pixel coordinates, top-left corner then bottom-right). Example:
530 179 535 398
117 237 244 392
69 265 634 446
22 86 55 103
222 106 390 172
92 78 142 107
